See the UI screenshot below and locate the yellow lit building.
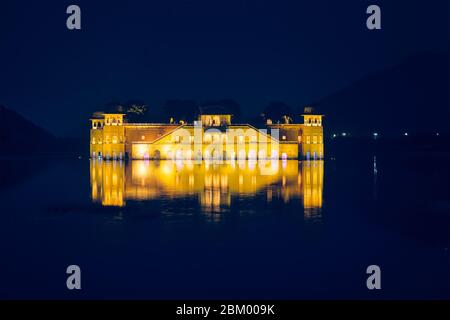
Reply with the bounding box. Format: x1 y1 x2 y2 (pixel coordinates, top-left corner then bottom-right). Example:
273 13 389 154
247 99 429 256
90 108 324 160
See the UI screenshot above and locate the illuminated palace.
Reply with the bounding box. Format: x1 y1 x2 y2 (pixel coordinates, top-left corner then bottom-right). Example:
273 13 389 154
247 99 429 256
89 108 324 161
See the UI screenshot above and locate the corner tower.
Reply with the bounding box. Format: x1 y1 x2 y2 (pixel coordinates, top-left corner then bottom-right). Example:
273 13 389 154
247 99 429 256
90 113 126 159
300 107 324 160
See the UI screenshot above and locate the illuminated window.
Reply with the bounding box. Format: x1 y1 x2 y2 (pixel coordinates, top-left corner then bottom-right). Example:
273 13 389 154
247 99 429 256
306 136 310 144
112 136 118 144
205 134 211 142
250 135 257 142
221 134 227 142
298 136 302 143
319 136 323 143
92 138 96 144
282 135 286 140
313 136 317 143
238 136 244 143
141 135 145 140
174 135 180 143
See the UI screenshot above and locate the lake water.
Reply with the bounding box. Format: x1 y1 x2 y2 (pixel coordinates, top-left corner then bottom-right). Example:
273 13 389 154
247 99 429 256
0 150 449 299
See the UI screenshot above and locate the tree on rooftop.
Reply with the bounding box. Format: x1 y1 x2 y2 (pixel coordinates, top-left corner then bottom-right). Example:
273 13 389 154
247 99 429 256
163 100 198 123
199 99 242 123
122 100 147 122
263 101 293 123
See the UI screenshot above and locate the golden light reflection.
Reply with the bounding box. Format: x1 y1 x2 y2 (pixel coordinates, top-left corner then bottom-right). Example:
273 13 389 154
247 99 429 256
90 159 324 219
90 159 125 207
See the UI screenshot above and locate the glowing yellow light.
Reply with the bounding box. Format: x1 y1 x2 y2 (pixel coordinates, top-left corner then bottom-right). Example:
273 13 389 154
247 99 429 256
90 159 323 213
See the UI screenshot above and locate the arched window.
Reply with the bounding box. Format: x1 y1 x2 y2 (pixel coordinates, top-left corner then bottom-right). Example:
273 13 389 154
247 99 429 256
238 150 246 160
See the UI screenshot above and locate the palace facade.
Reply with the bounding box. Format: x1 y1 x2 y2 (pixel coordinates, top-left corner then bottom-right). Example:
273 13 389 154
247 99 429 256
89 108 324 160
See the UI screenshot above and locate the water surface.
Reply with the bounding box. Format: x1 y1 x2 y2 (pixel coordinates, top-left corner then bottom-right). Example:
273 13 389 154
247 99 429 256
0 153 448 299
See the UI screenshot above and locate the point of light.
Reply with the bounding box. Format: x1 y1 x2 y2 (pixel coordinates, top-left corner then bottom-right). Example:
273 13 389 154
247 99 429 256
342 132 347 137
404 132 408 136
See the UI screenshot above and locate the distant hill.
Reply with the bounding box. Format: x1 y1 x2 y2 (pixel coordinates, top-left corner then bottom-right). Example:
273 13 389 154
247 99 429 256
315 52 450 137
0 105 56 155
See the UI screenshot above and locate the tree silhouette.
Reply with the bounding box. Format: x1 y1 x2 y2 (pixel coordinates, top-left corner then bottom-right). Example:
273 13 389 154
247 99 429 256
127 104 147 116
100 100 148 122
103 101 123 113
163 100 198 123
263 101 293 123
200 99 242 121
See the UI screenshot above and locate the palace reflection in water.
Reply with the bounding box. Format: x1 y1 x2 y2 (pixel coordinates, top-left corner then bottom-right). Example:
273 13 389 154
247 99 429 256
90 159 323 219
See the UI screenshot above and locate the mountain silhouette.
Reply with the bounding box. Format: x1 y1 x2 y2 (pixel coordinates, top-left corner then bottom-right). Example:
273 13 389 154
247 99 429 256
315 52 450 137
0 105 56 155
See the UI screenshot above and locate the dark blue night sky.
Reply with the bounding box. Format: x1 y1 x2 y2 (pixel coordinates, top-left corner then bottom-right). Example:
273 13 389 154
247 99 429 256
0 1 450 302
1 0 449 136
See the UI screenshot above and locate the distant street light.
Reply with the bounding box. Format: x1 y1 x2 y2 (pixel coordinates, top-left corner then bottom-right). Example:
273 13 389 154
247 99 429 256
342 132 347 137
404 132 408 136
